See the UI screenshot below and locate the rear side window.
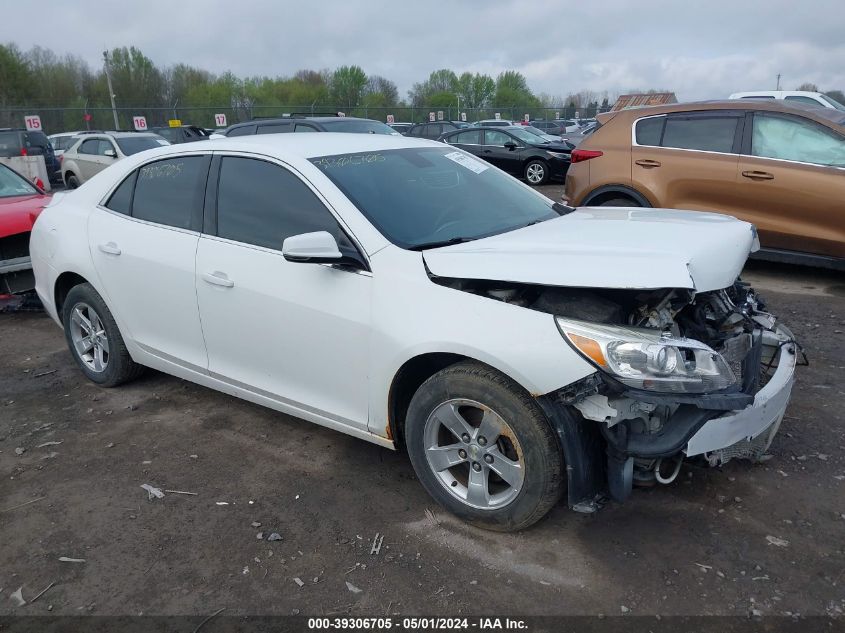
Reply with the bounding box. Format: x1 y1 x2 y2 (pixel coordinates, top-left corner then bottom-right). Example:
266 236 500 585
216 156 350 251
227 125 255 137
132 157 208 229
256 123 292 134
451 130 481 144
661 116 739 153
105 171 136 215
784 95 823 107
635 117 665 146
0 131 22 154
79 139 100 155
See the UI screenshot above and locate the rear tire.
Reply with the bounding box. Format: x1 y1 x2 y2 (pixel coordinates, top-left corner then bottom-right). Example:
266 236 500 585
65 173 80 189
61 283 143 387
598 197 639 207
524 159 550 186
405 361 563 531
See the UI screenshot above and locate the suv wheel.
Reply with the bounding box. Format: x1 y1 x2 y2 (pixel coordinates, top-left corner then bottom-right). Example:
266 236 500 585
405 361 563 531
66 173 80 189
524 160 549 186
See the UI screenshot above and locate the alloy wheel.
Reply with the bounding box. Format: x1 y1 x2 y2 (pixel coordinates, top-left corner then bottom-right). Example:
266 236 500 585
423 399 525 510
69 302 109 373
526 163 545 184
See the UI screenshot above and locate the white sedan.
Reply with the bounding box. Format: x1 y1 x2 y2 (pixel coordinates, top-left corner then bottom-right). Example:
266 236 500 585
30 134 799 530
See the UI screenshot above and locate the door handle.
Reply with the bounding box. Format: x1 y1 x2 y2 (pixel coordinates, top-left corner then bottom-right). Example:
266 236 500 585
98 242 121 256
202 271 234 288
742 170 774 180
635 159 661 168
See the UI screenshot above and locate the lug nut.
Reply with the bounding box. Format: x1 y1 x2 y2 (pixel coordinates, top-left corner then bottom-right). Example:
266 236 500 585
477 436 487 446
472 462 482 472
484 454 493 464
461 433 470 443
458 449 467 459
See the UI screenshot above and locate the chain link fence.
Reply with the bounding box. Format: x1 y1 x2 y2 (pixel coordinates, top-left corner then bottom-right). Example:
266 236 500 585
1 104 611 135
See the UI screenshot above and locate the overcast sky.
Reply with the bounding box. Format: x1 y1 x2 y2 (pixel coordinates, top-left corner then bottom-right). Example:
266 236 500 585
2 0 844 101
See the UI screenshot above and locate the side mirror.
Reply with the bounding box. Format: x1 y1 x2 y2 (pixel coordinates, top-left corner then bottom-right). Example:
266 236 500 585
104 149 117 158
282 231 343 263
504 141 518 151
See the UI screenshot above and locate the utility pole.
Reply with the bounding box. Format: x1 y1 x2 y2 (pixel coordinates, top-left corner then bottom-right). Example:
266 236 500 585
103 50 120 130
776 73 781 90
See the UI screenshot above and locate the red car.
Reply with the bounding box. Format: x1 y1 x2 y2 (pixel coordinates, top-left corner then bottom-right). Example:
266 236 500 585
0 162 51 295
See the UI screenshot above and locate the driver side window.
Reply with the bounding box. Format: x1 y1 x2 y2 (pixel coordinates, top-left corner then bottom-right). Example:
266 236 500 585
483 130 511 146
215 157 355 253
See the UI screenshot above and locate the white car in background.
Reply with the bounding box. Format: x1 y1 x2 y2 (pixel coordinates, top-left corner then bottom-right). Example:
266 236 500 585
48 132 83 159
31 134 798 531
729 90 845 110
60 132 169 188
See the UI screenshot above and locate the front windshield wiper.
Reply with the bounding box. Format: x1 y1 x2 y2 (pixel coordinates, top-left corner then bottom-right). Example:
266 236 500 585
407 237 476 251
552 202 576 215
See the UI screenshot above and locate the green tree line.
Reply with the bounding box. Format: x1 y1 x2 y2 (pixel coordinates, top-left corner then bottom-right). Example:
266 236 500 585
0 43 559 130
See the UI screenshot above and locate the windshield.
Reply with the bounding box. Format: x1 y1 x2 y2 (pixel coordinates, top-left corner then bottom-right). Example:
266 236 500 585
0 163 38 197
320 119 398 135
820 94 845 112
508 127 547 144
115 136 168 155
311 147 559 249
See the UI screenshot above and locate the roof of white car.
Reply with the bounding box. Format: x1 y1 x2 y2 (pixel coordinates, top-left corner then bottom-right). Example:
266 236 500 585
162 133 443 159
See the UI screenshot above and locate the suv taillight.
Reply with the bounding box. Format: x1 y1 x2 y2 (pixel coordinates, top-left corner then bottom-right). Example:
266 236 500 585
20 147 28 156
571 149 603 163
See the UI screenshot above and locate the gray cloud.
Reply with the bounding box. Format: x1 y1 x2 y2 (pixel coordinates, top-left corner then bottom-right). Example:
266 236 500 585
2 0 844 101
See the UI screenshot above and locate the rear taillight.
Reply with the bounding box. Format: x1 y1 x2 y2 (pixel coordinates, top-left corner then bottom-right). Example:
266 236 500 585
20 147 28 156
571 149 603 163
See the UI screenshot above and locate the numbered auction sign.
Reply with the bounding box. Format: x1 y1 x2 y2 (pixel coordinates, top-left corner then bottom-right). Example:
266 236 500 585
429 112 435 122
437 111 444 121
460 112 467 122
494 113 501 120
133 116 148 131
214 113 227 127
24 115 42 131
386 114 395 124
524 114 530 122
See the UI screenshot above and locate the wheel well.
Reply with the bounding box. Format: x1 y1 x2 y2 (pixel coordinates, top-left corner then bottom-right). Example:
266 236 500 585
54 272 88 315
583 185 651 207
387 352 468 449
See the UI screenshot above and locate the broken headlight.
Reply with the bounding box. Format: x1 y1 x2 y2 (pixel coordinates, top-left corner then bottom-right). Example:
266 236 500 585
556 317 737 394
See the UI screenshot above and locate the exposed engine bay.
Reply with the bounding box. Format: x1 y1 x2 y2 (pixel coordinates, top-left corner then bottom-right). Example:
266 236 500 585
433 275 803 507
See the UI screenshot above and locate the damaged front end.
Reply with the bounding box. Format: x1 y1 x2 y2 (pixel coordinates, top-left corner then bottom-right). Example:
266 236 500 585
435 276 801 510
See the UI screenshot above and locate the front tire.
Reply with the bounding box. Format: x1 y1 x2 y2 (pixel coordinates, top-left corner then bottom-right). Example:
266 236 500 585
598 197 639 207
405 362 563 531
524 159 550 186
65 173 80 189
61 283 143 387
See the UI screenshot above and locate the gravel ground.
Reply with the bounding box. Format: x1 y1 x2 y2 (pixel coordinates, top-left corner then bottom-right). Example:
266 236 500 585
1 195 844 618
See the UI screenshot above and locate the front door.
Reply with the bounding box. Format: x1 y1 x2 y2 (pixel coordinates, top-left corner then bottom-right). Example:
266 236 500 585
195 155 371 429
88 155 210 369
735 112 845 257
481 129 521 174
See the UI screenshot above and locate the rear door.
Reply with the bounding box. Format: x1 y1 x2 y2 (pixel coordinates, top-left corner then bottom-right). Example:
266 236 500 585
88 154 211 368
444 129 482 155
75 139 106 180
631 111 744 211
735 112 845 257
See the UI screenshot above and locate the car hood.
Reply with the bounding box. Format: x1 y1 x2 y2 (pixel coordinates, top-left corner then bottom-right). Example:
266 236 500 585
0 194 51 238
423 207 757 292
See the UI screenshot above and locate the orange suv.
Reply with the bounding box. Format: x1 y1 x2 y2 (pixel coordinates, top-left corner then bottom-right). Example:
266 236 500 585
563 100 845 269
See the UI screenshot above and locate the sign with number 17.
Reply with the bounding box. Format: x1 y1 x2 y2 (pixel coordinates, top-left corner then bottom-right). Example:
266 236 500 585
214 113 227 127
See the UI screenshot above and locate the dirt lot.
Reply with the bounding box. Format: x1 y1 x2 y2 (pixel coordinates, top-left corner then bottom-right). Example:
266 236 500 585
1 200 844 618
